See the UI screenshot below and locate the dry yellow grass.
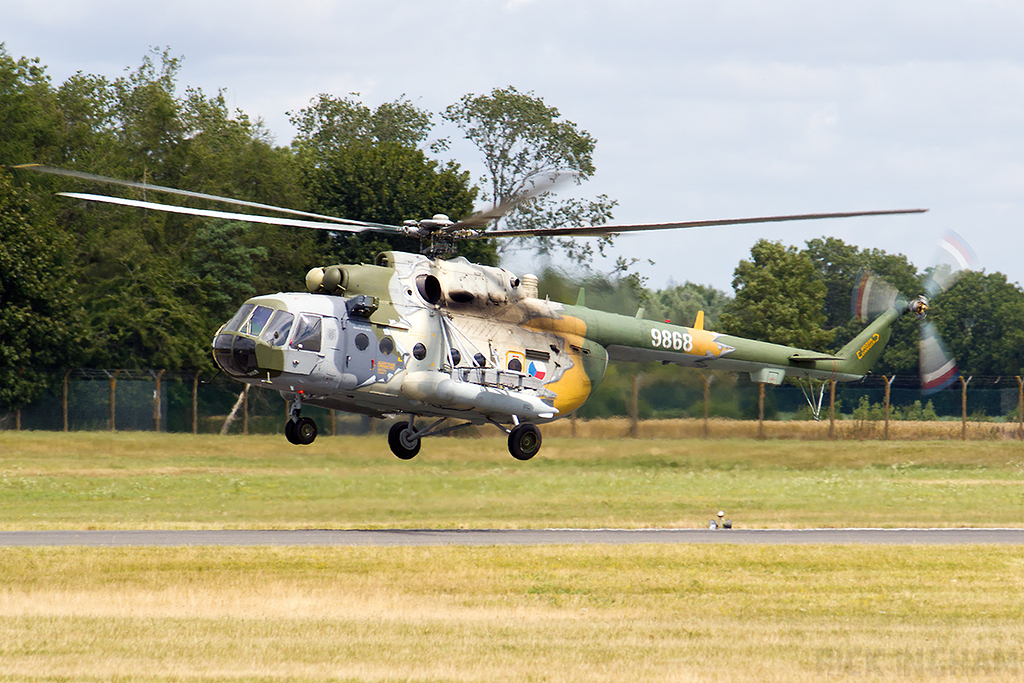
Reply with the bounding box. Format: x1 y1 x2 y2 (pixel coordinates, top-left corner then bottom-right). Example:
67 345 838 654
2 545 1023 682
543 416 1024 441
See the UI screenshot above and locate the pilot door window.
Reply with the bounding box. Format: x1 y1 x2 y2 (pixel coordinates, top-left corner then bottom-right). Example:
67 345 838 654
241 305 274 337
260 311 294 347
290 314 322 352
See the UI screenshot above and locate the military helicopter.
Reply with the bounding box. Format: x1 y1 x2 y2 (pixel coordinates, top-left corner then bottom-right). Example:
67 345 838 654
19 164 954 460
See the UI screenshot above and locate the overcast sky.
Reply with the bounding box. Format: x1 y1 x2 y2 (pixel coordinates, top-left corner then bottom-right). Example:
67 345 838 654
4 0 1023 294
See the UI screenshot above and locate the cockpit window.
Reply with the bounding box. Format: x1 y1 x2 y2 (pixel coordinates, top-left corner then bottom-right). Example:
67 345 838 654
260 311 294 347
241 305 274 337
290 313 322 352
225 304 254 333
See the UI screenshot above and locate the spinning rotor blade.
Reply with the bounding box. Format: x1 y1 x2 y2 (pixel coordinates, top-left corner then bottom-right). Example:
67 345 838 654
14 164 402 233
851 270 902 322
919 320 959 395
922 230 977 298
467 208 928 239
451 171 578 231
850 232 976 395
57 192 404 233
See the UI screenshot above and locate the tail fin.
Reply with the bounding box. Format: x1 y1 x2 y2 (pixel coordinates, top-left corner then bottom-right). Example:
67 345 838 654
836 307 900 376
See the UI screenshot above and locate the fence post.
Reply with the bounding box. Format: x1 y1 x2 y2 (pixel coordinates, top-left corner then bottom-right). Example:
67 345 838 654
1017 376 1023 439
63 369 71 432
757 382 765 440
702 373 711 439
627 372 643 438
109 371 118 432
883 375 896 441
153 369 165 432
242 384 249 436
192 372 200 434
828 380 836 440
960 376 972 441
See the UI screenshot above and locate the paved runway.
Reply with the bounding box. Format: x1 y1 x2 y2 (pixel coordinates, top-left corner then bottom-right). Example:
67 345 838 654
3 528 1024 547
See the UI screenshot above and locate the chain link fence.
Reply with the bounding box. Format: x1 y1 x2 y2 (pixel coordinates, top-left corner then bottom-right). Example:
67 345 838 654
2 369 1022 440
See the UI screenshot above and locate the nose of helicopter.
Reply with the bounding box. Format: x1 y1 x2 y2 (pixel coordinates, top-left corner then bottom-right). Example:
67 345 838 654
212 332 264 378
212 302 295 378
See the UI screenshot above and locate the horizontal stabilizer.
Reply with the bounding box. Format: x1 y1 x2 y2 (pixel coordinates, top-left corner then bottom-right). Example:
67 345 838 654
789 353 845 363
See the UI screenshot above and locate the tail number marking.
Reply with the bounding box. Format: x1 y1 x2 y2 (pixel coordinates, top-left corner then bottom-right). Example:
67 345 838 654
651 328 694 353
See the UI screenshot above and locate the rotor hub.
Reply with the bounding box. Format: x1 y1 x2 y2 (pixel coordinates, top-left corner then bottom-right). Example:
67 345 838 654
908 296 929 320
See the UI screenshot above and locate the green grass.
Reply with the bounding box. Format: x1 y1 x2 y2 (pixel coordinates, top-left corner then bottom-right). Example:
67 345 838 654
2 431 1023 529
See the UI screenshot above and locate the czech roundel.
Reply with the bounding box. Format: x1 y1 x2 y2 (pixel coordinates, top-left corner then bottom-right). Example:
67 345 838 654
528 361 546 380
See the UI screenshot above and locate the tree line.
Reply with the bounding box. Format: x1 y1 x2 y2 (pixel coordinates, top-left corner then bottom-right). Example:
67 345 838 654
3 45 1024 417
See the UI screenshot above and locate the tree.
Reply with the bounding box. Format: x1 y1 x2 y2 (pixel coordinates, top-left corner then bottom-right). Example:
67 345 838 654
0 45 61 164
930 271 1024 376
290 93 434 154
802 236 921 375
291 94 491 265
646 282 730 329
719 239 833 351
0 170 85 410
443 86 617 265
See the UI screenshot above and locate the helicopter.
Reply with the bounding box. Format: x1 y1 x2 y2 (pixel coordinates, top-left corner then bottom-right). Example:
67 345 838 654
18 164 955 460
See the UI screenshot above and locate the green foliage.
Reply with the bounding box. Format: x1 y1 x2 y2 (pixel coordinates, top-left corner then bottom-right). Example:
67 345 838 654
289 93 434 153
444 86 617 266
719 239 833 351
645 282 729 329
930 271 1024 377
803 236 921 375
291 95 491 265
0 170 86 409
851 396 939 422
0 46 60 164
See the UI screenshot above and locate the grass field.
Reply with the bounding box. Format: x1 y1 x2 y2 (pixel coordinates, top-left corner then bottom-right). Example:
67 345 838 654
1 431 1023 529
2 545 1023 681
2 430 1024 681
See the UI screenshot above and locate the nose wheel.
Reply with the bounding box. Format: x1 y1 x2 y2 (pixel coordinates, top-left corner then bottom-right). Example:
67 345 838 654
284 394 317 445
285 416 317 445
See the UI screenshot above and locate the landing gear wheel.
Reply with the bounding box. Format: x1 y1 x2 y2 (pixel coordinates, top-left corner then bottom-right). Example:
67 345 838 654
388 422 421 460
508 423 542 461
284 419 299 445
294 417 317 445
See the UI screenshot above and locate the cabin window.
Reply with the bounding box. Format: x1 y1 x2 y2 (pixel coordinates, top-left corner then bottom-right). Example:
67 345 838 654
290 314 322 352
260 311 294 347
242 305 274 337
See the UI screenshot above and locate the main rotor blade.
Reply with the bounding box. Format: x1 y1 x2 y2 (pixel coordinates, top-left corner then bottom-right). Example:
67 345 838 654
467 208 928 239
15 164 398 230
58 192 404 234
451 171 578 231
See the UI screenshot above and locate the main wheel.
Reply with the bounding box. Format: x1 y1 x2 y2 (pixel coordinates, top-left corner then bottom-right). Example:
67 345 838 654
388 422 421 460
295 416 317 445
508 423 542 461
284 419 299 445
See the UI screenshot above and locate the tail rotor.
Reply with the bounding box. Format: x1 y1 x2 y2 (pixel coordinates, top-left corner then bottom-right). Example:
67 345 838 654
852 231 975 395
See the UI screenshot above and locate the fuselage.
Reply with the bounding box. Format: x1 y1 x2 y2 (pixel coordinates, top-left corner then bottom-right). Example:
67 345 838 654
212 251 895 426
